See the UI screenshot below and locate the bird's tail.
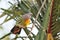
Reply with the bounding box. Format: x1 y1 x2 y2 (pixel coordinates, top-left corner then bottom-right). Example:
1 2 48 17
11 25 21 34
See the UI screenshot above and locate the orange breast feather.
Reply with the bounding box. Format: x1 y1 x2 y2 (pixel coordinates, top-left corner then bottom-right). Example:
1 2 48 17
24 19 30 26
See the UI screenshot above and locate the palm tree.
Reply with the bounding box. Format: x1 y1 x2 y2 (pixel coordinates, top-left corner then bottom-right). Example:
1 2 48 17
0 0 60 40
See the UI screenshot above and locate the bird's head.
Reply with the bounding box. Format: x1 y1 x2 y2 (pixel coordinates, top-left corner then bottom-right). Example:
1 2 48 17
22 13 32 20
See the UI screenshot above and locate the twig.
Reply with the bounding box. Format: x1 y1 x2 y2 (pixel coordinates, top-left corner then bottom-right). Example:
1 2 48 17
36 0 46 21
32 0 46 30
18 36 34 38
0 32 11 40
12 34 18 40
30 0 46 35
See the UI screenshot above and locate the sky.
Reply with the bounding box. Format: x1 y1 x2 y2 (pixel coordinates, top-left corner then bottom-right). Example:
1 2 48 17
0 0 38 40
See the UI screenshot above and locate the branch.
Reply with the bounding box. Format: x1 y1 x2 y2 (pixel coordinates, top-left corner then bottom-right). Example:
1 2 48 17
0 32 11 40
18 36 34 38
32 0 46 30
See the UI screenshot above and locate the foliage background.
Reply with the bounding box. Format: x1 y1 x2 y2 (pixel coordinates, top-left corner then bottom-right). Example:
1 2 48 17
0 0 60 40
